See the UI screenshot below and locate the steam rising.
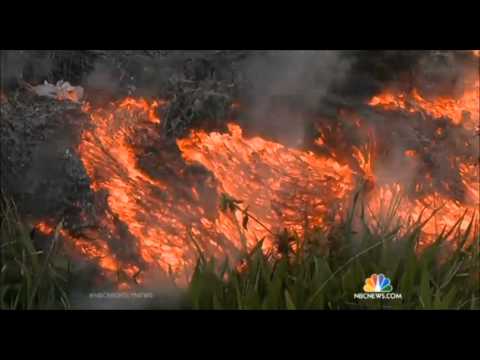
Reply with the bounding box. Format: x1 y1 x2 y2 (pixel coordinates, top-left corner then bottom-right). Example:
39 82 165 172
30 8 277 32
2 51 478 309
238 50 352 146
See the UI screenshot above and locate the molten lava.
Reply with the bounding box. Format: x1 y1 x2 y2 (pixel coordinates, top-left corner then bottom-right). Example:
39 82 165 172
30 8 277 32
178 123 355 242
365 73 479 244
369 78 479 128
60 98 357 285
34 67 479 288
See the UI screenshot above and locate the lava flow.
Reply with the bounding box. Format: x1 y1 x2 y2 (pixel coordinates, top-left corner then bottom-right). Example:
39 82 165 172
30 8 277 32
36 97 352 287
364 71 479 245
177 123 355 242
35 66 479 287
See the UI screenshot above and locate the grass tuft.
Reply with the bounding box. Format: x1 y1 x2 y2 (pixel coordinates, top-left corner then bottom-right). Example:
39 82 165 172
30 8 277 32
185 192 480 309
0 191 70 309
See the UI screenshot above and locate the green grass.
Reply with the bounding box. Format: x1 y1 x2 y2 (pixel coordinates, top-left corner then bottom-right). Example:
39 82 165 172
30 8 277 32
185 193 480 310
1 191 478 310
0 191 71 309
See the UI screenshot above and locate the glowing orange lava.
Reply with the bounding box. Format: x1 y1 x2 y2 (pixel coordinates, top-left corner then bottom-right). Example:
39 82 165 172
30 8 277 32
36 221 54 235
46 98 357 285
369 78 479 128
34 71 479 287
366 73 479 244
178 123 355 242
404 150 417 158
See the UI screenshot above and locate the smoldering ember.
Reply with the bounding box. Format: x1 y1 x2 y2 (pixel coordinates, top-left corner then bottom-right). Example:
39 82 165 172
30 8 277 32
0 50 479 310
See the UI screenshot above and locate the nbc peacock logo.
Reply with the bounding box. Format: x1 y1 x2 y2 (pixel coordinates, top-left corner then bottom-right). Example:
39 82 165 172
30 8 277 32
354 273 402 300
363 273 393 293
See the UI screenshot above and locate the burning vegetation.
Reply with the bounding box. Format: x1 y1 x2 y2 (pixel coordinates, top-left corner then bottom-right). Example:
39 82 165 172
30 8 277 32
34 59 479 288
1 50 479 309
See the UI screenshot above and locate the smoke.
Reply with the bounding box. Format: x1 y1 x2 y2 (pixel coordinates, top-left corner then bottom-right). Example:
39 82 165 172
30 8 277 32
412 50 479 98
0 50 53 89
84 61 122 94
1 51 26 87
237 50 352 147
242 51 350 101
3 50 477 305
